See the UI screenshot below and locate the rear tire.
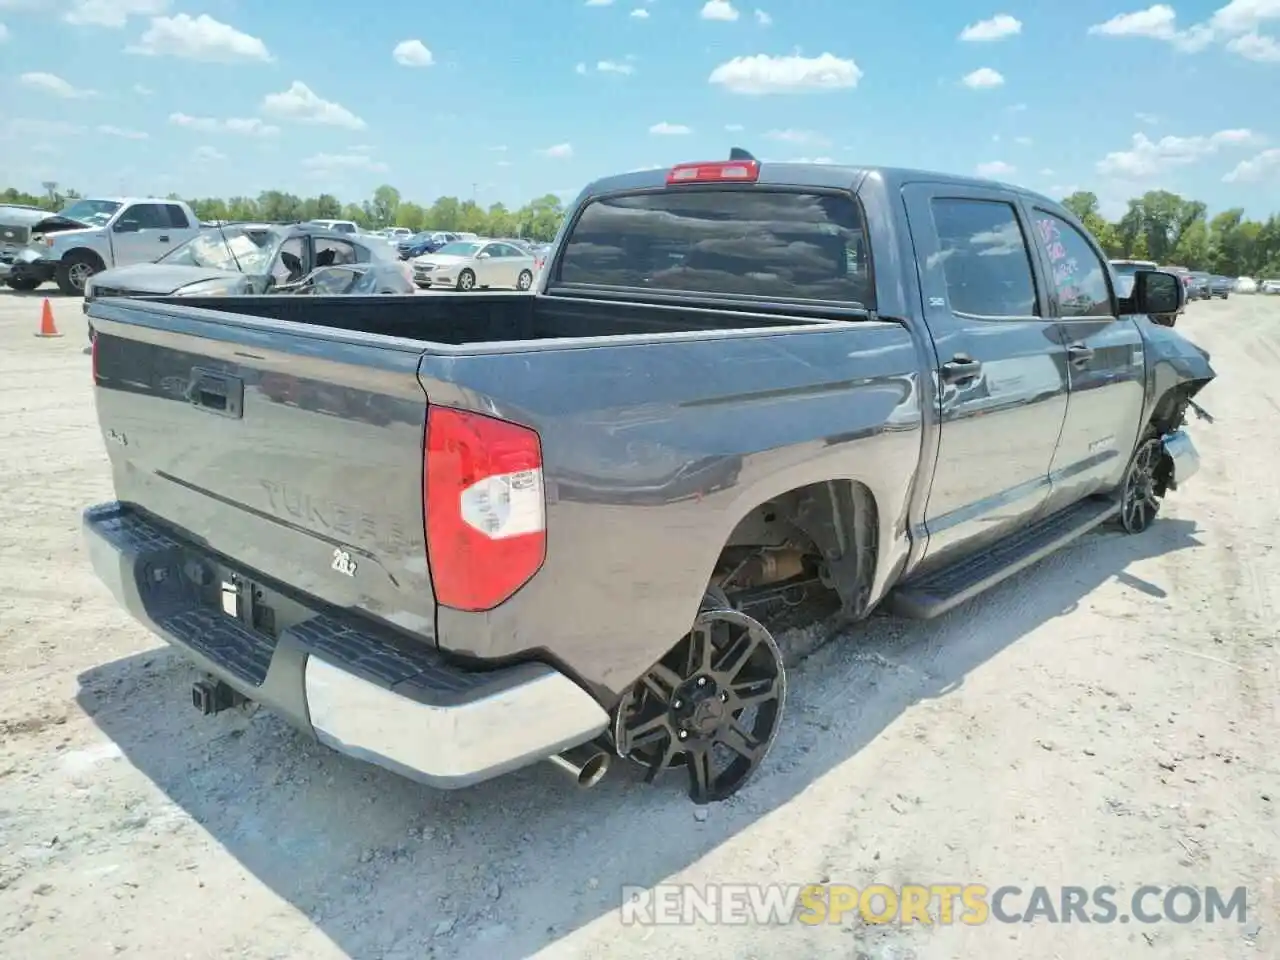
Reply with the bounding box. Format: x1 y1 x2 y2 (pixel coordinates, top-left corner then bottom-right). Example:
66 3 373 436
5 275 41 292
517 269 534 291
456 269 475 291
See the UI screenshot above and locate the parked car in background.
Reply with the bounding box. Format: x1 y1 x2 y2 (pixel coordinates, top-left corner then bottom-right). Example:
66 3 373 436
1185 271 1211 300
397 230 459 260
308 219 359 236
1235 276 1258 294
1109 259 1158 298
411 237 537 290
1207 275 1232 298
278 260 416 296
83 222 410 340
2 197 202 294
1261 279 1280 295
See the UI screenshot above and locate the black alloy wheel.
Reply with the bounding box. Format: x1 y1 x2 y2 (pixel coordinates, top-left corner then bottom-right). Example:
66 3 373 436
614 599 786 804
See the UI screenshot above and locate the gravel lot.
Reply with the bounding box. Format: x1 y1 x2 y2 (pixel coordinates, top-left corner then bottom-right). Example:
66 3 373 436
0 289 1276 960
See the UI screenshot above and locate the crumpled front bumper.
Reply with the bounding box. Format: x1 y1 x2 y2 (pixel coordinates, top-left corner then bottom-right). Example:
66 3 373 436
82 502 611 789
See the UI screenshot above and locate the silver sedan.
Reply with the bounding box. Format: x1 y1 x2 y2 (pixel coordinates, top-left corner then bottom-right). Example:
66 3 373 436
411 239 537 291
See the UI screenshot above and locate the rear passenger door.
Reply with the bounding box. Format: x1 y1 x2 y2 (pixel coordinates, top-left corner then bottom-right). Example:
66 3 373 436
1024 205 1146 509
902 184 1070 568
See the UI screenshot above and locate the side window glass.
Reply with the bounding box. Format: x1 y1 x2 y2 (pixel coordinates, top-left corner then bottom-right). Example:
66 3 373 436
165 205 191 229
929 198 1039 318
1032 211 1113 317
272 237 307 284
313 238 356 268
133 204 171 229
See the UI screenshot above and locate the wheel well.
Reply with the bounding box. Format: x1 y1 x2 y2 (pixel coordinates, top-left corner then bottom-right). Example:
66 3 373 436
1149 381 1208 437
712 480 878 619
62 247 106 271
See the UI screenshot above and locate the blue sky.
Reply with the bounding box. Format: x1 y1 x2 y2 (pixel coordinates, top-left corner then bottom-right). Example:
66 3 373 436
1 0 1278 217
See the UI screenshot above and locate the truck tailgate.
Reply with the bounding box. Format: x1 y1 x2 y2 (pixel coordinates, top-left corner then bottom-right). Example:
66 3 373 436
88 300 437 640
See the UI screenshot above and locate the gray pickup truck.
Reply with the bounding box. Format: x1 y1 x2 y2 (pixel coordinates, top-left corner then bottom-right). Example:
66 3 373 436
83 153 1214 805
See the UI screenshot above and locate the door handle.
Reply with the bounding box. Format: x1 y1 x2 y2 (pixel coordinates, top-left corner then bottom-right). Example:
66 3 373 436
1067 342 1094 365
940 354 982 385
157 235 170 242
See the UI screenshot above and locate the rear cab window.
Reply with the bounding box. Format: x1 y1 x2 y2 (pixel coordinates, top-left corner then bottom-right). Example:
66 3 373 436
554 188 873 308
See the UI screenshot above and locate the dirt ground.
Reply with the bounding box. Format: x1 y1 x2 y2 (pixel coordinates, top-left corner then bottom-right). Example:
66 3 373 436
0 289 1276 960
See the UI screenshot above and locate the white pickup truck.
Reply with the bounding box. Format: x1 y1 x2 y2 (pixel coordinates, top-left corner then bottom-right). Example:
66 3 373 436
0 197 202 294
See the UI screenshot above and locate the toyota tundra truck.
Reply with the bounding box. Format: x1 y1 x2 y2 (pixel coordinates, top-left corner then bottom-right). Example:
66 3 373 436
82 153 1214 805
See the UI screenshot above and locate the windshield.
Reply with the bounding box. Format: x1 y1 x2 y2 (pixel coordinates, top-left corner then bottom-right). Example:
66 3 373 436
434 241 481 257
158 227 279 273
58 199 121 226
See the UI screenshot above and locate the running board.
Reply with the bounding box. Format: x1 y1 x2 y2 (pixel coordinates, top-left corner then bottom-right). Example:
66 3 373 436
887 498 1120 620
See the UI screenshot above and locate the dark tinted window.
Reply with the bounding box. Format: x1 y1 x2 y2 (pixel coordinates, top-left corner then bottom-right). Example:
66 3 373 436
120 203 171 230
929 199 1038 317
557 189 872 306
1032 210 1112 317
164 204 191 229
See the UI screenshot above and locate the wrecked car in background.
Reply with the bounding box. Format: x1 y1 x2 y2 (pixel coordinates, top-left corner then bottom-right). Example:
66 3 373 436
1 197 202 295
84 221 414 340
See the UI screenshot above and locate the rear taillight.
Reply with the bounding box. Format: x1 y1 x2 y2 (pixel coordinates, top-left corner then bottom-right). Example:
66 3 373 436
424 406 546 611
667 159 760 184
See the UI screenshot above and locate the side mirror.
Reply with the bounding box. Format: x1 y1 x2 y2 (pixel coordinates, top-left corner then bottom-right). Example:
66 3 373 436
477 251 490 259
1132 269 1184 317
114 219 140 233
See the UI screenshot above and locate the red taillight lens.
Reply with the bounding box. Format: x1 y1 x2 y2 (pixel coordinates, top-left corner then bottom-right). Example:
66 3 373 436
666 160 760 184
424 406 546 611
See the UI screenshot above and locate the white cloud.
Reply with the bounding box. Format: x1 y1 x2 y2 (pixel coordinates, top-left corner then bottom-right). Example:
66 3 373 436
631 7 649 16
766 128 829 145
650 121 692 134
133 83 152 95
585 0 614 5
192 145 225 162
708 52 862 93
540 143 573 158
1210 0 1280 34
303 152 389 174
127 13 270 61
597 59 634 73
0 22 7 41
1089 4 1179 39
97 124 148 139
64 0 166 28
393 38 433 66
1136 111 1159 124
19 72 96 98
169 112 280 136
959 13 1022 41
575 62 587 74
1086 2 1278 55
976 160 1016 176
1096 128 1258 177
961 66 1004 88
1223 147 1280 181
261 81 365 129
755 9 771 24
701 0 739 20
1227 30 1280 59
725 123 745 131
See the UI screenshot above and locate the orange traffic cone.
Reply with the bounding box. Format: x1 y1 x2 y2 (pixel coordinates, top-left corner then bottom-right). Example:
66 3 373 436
35 298 62 338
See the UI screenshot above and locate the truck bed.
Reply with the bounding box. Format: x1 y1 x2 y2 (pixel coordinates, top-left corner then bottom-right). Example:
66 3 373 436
136 290 844 346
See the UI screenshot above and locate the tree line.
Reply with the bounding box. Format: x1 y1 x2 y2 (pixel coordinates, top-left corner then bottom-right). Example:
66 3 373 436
4 182 1279 276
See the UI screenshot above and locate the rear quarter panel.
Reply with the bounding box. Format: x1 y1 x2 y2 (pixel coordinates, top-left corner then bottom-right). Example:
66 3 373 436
421 322 924 702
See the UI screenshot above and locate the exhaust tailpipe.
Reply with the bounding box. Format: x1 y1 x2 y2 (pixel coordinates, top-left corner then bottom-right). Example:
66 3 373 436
548 743 611 788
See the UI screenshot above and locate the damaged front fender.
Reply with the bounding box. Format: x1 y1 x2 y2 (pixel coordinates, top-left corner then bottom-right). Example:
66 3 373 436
1141 319 1216 434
